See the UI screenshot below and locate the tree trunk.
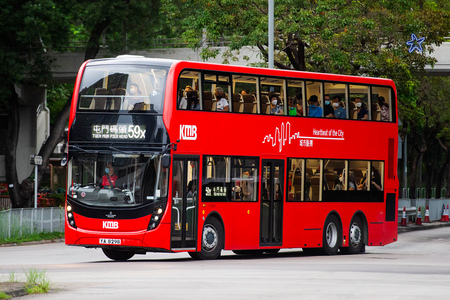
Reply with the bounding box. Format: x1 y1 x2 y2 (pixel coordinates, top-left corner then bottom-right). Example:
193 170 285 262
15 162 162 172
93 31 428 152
409 151 423 199
5 84 33 208
436 139 450 199
36 94 72 187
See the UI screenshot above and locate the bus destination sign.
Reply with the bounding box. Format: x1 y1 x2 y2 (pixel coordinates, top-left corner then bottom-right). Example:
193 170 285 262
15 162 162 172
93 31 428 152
92 124 146 140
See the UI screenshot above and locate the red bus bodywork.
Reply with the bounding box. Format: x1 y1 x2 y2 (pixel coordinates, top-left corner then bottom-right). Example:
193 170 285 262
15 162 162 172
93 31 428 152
66 58 398 258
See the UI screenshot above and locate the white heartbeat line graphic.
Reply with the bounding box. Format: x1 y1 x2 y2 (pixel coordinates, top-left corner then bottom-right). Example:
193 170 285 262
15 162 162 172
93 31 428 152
262 122 301 152
262 122 345 152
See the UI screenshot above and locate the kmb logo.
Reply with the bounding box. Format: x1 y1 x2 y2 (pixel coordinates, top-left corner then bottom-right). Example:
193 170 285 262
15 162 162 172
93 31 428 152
180 125 197 140
103 221 119 229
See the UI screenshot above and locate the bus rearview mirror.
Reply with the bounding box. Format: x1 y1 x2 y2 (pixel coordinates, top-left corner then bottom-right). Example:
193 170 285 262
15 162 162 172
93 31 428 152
162 154 171 168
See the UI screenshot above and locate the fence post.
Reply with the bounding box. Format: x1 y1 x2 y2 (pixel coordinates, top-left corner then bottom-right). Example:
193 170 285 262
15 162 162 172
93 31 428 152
31 209 34 235
41 208 44 233
8 210 11 238
50 207 53 232
20 208 23 237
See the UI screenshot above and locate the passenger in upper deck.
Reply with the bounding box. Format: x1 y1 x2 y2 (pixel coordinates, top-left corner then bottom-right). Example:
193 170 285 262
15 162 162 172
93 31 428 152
269 93 283 115
187 91 200 110
308 95 322 117
178 85 194 110
332 95 346 119
377 96 390 121
355 98 369 120
215 87 229 111
324 94 334 118
288 97 297 116
123 83 145 110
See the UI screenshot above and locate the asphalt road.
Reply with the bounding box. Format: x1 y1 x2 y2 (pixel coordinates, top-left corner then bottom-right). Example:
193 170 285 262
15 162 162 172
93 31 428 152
1 227 450 299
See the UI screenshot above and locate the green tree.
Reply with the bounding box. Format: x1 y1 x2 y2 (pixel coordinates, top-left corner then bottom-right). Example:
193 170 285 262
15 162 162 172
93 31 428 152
165 0 450 196
2 0 168 207
0 0 71 207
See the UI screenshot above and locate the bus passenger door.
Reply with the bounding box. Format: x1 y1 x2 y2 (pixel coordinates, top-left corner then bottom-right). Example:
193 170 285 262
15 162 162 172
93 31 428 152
171 156 199 250
260 159 284 246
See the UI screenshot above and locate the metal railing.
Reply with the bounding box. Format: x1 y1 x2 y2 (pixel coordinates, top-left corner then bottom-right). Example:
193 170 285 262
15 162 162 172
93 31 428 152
0 207 64 239
401 188 447 199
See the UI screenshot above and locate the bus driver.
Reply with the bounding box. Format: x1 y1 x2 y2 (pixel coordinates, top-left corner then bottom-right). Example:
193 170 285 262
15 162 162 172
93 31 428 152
102 163 118 188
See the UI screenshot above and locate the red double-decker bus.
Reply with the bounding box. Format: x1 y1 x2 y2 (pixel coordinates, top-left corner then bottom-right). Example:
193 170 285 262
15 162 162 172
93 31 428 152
65 55 398 260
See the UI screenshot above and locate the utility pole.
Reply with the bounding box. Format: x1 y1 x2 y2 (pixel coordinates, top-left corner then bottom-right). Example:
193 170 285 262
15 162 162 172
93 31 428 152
268 0 274 69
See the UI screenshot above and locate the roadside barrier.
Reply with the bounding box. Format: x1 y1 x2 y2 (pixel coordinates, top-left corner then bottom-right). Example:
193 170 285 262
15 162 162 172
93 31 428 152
440 204 448 222
423 206 430 223
400 207 407 226
415 207 422 225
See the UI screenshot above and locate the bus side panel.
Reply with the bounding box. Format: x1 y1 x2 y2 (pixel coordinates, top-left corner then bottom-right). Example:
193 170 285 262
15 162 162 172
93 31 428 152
283 202 325 248
202 202 261 250
142 223 171 250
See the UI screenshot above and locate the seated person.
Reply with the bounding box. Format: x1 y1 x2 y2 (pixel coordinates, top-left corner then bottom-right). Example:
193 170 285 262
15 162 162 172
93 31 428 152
215 87 229 111
355 98 369 120
378 96 390 121
179 86 194 109
187 91 200 110
102 163 118 189
308 95 322 117
324 94 334 118
269 93 283 115
288 97 298 116
332 95 346 119
123 83 146 110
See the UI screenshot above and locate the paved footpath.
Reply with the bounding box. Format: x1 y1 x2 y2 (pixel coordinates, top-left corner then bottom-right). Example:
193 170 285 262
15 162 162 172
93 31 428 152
1 222 450 298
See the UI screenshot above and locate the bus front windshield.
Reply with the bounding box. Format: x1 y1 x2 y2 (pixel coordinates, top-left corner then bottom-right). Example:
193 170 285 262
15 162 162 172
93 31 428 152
68 152 169 207
78 65 167 113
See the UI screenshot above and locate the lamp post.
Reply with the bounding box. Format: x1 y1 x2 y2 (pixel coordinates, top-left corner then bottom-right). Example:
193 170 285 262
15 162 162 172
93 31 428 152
268 0 274 69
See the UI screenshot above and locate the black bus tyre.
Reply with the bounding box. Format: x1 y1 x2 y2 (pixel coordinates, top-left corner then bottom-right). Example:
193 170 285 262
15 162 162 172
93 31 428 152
191 217 223 260
322 215 341 255
347 216 364 254
102 248 135 261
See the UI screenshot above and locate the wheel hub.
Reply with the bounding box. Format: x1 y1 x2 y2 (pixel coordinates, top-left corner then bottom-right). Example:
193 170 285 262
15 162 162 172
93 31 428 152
202 225 217 251
326 222 338 248
350 222 362 247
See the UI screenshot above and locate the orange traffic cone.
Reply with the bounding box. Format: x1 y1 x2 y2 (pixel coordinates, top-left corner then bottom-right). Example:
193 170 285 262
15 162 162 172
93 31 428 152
440 204 446 222
416 207 422 225
400 207 407 226
446 205 449 222
423 206 430 223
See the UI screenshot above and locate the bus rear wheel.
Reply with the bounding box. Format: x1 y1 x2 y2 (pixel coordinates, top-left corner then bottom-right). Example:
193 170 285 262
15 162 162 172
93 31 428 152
189 217 223 260
102 248 135 261
322 215 341 255
342 216 364 254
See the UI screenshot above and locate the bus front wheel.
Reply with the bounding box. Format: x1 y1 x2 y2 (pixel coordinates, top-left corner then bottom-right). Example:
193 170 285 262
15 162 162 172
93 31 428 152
102 248 135 261
190 217 223 260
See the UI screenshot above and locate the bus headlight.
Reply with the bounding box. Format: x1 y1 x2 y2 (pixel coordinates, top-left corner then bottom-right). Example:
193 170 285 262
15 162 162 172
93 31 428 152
67 203 77 228
148 206 164 230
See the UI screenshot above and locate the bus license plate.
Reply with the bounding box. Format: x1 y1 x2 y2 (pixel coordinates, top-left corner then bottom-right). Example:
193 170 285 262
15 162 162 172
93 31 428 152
99 238 121 245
